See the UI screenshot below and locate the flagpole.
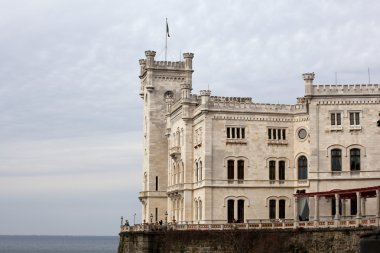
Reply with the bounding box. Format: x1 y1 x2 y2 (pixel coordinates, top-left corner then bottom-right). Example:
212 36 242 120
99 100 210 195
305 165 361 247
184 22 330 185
165 18 168 61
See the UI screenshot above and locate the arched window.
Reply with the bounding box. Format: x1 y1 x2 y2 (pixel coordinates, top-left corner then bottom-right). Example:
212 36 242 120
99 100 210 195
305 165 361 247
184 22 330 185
279 160 285 181
195 162 198 182
237 160 244 180
227 199 234 223
227 160 234 180
269 160 276 180
298 156 308 180
331 149 342 171
350 149 360 171
194 201 198 221
269 199 276 219
199 161 202 181
279 199 286 219
237 199 244 223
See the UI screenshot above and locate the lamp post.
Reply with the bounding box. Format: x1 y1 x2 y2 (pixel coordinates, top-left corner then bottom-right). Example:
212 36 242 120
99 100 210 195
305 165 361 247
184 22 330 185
120 216 123 226
150 213 153 224
165 211 168 224
133 213 136 225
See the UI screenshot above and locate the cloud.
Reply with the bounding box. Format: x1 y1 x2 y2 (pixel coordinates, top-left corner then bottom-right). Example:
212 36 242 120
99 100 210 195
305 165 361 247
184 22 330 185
0 0 379 235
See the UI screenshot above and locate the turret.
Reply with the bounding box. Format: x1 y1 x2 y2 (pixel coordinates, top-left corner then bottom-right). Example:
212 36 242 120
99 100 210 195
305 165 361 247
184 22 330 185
303 72 315 96
200 90 211 110
183 53 194 87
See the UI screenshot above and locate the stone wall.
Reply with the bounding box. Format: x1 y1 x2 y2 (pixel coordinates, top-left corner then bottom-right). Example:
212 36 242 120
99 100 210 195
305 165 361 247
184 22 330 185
118 227 374 253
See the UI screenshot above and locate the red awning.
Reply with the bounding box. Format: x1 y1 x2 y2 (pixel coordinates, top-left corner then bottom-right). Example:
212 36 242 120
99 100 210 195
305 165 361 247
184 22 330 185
294 185 380 199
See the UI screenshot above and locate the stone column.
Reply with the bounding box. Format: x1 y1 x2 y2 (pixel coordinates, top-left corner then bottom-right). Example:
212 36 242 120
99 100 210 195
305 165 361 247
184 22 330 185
314 196 319 227
294 197 299 228
361 198 366 218
356 192 361 227
376 190 380 226
342 199 346 218
334 194 340 220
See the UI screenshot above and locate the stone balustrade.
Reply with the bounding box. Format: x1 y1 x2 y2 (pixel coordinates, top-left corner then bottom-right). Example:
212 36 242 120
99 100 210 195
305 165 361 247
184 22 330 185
120 217 379 233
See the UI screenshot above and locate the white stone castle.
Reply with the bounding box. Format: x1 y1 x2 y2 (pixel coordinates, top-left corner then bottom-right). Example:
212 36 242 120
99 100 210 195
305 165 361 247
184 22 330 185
137 50 380 227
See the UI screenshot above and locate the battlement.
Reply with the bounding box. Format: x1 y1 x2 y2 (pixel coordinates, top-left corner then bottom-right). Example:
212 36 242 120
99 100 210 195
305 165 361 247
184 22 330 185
209 96 253 103
140 50 193 71
208 100 307 114
152 61 185 68
312 84 380 96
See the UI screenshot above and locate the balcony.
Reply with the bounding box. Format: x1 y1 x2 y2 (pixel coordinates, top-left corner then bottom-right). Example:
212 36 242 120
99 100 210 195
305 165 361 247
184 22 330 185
169 146 181 160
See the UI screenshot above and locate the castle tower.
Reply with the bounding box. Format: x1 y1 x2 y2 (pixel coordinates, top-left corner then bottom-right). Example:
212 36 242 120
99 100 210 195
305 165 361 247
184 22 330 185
138 51 194 223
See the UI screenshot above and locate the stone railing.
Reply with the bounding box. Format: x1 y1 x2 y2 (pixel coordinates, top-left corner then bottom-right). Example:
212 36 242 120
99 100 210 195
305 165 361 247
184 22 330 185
120 217 379 233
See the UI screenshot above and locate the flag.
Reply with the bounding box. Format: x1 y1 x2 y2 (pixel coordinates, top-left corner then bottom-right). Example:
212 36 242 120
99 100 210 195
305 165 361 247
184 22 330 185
166 19 170 37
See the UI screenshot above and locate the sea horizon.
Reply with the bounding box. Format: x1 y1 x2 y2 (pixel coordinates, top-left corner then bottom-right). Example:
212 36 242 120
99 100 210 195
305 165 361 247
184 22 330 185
0 235 119 253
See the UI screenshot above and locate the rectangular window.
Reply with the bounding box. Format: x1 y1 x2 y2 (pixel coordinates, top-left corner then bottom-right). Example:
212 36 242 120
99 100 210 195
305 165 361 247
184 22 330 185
268 128 287 140
349 112 360 125
269 161 276 180
331 112 342 125
155 208 158 222
155 176 158 191
226 127 246 139
331 113 335 125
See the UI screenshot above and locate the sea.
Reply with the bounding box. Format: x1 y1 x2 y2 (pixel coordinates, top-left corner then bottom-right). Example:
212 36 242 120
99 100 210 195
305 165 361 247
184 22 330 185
0 235 119 253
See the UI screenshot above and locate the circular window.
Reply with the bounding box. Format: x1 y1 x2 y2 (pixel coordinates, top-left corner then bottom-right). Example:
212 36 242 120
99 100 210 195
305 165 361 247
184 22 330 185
298 128 307 140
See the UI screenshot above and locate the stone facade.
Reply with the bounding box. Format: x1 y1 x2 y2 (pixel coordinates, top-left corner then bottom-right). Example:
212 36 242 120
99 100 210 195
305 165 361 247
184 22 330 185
137 50 380 225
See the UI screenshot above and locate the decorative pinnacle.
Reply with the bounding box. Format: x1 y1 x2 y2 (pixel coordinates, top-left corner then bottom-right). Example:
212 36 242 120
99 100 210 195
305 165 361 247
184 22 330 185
139 59 146 65
200 90 211 96
145 50 156 57
183 53 194 59
303 72 315 82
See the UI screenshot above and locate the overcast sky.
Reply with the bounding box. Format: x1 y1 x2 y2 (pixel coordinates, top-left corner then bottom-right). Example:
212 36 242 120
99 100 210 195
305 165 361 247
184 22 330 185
0 0 379 236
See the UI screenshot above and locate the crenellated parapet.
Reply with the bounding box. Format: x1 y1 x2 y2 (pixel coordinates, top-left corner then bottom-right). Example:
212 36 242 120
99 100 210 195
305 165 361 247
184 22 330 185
139 51 193 71
209 96 252 103
311 84 380 96
208 101 307 114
